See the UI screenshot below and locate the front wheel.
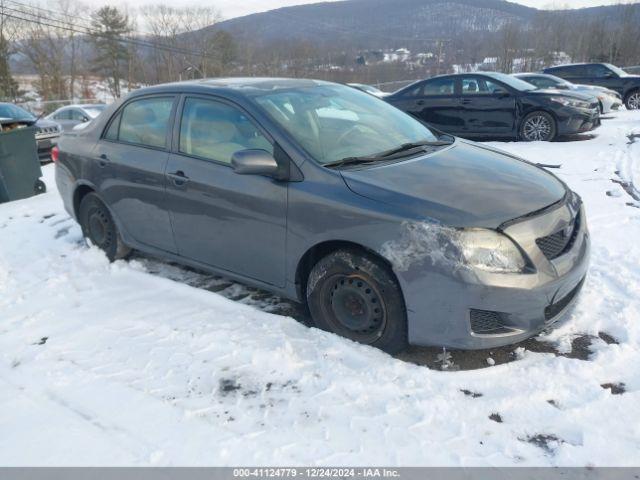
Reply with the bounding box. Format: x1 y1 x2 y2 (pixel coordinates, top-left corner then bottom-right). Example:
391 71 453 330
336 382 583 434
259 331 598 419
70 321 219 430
78 192 131 261
519 111 557 142
625 90 640 110
306 249 407 354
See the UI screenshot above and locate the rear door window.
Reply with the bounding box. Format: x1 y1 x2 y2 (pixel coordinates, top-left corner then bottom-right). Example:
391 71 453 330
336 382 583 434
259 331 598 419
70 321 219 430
461 77 506 95
423 77 456 95
523 76 556 89
114 97 174 149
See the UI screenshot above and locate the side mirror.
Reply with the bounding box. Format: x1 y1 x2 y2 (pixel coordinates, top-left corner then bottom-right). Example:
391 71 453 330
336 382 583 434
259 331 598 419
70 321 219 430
231 149 280 178
604 71 615 78
82 116 90 122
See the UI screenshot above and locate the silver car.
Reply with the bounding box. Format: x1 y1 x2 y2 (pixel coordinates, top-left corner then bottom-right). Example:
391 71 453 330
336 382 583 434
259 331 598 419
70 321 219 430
46 104 107 132
514 73 622 113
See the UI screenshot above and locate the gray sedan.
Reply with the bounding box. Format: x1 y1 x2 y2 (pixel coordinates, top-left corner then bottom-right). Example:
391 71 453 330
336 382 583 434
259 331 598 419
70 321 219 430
53 79 589 353
46 104 107 132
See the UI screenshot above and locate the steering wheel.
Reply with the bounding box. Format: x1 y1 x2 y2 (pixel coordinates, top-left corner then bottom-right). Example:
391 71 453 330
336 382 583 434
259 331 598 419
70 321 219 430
336 124 377 145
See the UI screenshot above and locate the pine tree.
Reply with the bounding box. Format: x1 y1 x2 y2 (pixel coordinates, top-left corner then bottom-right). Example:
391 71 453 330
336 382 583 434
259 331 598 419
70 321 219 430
89 7 130 98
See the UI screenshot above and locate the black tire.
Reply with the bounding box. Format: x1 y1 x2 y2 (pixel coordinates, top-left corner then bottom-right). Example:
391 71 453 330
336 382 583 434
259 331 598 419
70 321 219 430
78 192 130 261
519 111 557 142
34 179 46 195
306 249 407 354
625 90 640 110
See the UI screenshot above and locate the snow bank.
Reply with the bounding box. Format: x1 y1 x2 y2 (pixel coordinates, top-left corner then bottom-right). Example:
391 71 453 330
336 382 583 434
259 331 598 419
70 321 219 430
1 112 640 466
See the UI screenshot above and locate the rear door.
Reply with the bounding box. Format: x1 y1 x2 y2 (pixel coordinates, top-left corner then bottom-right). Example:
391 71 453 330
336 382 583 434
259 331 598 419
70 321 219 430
164 95 288 287
93 95 178 253
393 77 463 134
459 76 516 136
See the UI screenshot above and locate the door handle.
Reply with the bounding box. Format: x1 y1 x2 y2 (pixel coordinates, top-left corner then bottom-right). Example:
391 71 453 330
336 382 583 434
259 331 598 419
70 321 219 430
416 100 426 106
461 99 472 105
167 170 190 186
98 153 109 167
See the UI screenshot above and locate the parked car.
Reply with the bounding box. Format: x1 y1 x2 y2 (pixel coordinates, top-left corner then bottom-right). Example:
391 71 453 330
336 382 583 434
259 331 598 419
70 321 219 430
543 63 640 110
513 73 621 113
0 103 61 161
385 72 600 141
347 83 388 97
54 78 589 353
46 104 107 132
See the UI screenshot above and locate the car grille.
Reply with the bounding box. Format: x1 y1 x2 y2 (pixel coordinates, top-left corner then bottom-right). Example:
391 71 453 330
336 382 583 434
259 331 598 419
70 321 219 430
470 309 514 335
544 277 585 321
36 126 59 135
536 212 581 260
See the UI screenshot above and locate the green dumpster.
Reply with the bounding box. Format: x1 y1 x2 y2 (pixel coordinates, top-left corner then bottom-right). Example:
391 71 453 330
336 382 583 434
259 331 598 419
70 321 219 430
0 125 46 204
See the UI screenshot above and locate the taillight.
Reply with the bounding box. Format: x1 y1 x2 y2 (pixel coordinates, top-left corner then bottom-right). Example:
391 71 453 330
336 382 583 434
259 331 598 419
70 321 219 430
51 145 59 163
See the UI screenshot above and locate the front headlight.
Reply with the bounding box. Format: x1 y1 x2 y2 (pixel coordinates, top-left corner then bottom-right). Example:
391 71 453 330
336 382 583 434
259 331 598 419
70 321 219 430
549 96 590 109
458 229 527 273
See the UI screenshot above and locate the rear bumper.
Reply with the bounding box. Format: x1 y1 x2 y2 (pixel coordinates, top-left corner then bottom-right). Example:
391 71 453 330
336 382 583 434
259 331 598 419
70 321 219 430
398 196 590 349
36 135 59 161
55 162 76 219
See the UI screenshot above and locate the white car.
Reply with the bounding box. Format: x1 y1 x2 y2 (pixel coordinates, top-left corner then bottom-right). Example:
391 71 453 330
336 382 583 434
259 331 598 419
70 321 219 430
347 83 389 98
514 73 622 113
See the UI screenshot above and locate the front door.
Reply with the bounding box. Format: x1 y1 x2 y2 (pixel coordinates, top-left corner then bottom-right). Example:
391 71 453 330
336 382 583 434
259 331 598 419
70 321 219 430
164 96 287 287
583 64 623 94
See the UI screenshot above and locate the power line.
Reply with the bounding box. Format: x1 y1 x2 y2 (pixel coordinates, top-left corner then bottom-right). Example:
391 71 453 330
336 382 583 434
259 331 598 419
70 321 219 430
0 9 220 61
3 0 151 37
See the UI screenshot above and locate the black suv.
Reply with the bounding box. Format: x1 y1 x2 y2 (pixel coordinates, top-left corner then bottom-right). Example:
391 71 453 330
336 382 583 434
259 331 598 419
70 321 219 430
543 63 640 110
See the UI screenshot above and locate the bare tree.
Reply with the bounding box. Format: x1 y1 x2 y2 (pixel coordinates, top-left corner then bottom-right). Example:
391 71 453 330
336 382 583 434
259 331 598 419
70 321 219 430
19 3 68 101
0 0 20 100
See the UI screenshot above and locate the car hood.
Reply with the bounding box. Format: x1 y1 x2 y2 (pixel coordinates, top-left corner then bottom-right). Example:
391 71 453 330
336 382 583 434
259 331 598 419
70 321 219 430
35 118 60 128
340 140 567 229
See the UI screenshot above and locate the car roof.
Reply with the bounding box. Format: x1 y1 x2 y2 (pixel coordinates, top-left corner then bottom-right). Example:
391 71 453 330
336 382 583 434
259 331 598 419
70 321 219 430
129 77 332 99
545 63 604 69
58 104 106 110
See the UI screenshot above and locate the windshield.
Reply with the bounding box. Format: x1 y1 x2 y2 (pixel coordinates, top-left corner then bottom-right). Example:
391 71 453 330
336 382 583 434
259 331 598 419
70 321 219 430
546 74 574 88
253 84 439 165
604 64 628 77
486 73 536 92
0 103 36 120
84 106 106 118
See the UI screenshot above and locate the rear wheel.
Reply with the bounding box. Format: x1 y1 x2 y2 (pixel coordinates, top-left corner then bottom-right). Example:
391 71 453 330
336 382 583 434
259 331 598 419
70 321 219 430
306 249 407 354
520 111 556 142
625 90 640 110
79 193 130 261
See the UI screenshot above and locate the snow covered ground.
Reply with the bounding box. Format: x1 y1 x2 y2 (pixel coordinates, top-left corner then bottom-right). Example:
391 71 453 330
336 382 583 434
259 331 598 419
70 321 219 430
1 110 639 466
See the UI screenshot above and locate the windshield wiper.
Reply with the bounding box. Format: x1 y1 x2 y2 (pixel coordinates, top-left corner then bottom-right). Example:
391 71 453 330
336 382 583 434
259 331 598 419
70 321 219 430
378 140 453 158
324 139 453 168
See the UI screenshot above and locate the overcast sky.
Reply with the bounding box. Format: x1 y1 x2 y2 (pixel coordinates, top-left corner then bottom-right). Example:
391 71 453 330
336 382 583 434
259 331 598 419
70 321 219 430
109 0 638 20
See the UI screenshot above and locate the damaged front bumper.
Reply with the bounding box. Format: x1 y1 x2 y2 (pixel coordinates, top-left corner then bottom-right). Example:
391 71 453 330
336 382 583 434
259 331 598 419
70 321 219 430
395 194 590 349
